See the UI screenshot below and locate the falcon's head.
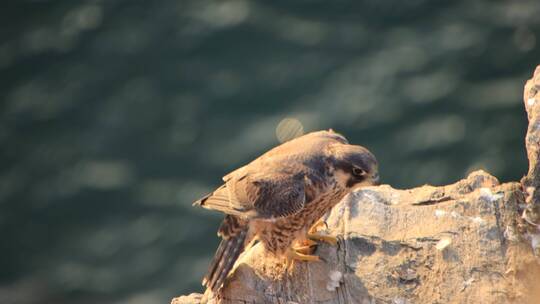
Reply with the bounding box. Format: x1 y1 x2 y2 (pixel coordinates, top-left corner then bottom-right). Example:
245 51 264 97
329 144 380 189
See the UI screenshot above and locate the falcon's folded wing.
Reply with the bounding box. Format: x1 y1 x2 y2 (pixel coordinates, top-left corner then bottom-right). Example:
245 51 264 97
194 172 307 220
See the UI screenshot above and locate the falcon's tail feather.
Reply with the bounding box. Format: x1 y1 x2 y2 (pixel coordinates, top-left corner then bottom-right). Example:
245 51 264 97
203 215 248 294
194 186 246 217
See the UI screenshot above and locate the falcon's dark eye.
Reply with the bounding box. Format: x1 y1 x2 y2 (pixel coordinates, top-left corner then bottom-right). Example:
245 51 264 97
352 167 366 178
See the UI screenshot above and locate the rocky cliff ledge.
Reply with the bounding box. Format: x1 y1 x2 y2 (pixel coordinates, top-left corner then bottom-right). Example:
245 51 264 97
173 65 540 304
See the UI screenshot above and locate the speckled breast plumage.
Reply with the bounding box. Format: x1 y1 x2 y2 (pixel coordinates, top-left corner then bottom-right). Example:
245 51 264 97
256 179 347 255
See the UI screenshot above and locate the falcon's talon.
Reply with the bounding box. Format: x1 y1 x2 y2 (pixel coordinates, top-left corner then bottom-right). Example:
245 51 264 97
293 244 317 255
307 233 338 246
297 238 317 247
285 246 320 272
309 219 328 234
285 246 320 273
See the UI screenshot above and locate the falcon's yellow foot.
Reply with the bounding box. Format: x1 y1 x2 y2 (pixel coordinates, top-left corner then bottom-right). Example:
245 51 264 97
293 245 315 255
309 219 328 234
297 238 317 247
307 233 338 246
307 219 338 246
285 246 320 272
292 239 317 255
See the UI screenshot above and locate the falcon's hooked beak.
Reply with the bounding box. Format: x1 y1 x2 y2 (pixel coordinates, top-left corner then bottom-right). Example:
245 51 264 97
371 172 380 186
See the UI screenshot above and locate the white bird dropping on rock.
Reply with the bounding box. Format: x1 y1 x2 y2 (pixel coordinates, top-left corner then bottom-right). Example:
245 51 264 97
326 270 343 291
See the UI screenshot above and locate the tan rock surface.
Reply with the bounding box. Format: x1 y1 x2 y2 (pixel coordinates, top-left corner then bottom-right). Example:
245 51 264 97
173 65 540 304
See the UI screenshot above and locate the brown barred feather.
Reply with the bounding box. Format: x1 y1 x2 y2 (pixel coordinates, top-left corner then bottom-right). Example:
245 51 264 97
203 215 248 293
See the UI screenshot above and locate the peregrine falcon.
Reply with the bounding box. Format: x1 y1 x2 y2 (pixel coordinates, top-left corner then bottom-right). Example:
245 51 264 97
194 130 379 294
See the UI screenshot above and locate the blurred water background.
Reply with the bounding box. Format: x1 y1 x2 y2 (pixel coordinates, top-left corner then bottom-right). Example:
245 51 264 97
1 0 539 303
